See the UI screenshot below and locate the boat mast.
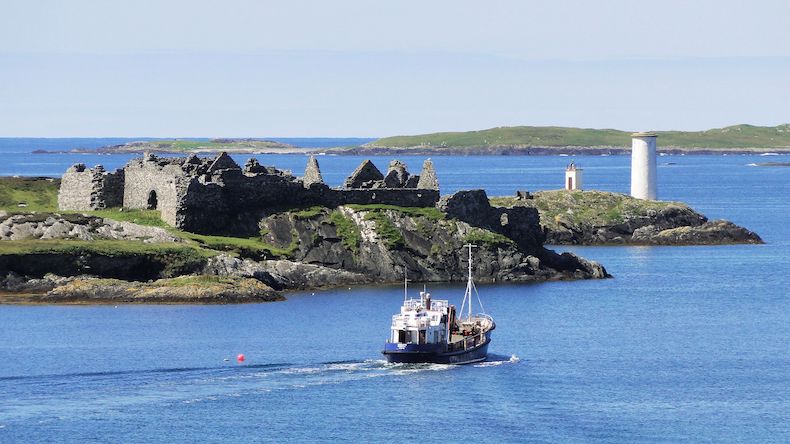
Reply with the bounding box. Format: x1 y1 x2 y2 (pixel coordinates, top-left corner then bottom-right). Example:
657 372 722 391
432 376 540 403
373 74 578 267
463 244 476 320
403 267 408 302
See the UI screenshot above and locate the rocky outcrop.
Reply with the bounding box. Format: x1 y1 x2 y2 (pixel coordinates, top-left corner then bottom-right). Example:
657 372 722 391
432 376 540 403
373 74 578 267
34 276 282 304
0 212 181 243
202 254 369 290
254 199 608 284
492 190 763 246
634 220 762 245
1 190 612 304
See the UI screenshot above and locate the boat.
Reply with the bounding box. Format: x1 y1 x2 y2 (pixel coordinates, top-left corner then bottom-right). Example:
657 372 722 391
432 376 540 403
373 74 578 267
382 244 495 364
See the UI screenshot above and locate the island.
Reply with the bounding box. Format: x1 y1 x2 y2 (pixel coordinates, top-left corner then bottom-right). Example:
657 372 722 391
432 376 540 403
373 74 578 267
0 153 761 304
31 124 790 156
353 124 790 155
33 138 306 154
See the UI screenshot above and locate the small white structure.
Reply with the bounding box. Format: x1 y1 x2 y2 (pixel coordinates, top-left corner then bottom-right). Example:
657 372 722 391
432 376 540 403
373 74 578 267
630 132 657 200
565 162 583 191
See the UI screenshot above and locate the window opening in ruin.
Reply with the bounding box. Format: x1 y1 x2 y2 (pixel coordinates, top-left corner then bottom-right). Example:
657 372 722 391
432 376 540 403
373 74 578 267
147 190 158 210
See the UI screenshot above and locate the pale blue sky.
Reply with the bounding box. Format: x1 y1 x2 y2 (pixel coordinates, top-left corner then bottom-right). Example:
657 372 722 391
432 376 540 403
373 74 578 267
1 0 789 137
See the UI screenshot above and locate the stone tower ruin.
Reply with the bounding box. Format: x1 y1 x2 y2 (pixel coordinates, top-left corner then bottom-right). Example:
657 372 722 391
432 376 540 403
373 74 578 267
58 153 440 235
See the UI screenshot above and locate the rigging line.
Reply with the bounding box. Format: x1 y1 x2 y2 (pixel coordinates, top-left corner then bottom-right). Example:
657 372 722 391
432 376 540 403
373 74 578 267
472 280 486 315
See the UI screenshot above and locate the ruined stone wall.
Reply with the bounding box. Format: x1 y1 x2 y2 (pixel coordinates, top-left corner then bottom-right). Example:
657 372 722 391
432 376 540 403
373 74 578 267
101 170 125 208
58 165 125 211
122 160 185 226
176 170 314 234
58 168 96 211
329 188 440 208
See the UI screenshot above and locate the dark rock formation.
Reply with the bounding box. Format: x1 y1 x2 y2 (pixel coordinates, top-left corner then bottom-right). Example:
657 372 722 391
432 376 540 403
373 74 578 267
438 190 544 251
252 200 608 284
635 220 762 245
491 190 763 246
546 204 762 245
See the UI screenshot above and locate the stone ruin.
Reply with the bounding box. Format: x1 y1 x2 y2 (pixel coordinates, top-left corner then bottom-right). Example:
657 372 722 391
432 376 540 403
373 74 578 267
58 153 440 235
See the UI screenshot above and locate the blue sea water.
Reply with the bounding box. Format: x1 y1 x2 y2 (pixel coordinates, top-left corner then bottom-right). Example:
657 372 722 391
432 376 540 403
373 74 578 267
0 140 789 442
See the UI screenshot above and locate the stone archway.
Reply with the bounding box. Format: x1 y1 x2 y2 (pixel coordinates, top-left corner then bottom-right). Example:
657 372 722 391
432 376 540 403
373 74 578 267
147 190 158 210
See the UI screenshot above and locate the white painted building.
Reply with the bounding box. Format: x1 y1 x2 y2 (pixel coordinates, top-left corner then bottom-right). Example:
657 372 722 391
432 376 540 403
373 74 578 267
630 132 657 200
565 162 583 191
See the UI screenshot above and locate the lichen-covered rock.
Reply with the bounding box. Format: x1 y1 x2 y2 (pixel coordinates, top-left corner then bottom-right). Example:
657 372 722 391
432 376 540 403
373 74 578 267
0 212 180 243
41 276 283 304
491 190 762 246
253 203 607 284
648 220 762 245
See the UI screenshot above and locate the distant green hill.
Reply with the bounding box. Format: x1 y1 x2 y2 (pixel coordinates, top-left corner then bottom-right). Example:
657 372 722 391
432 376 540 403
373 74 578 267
368 124 790 151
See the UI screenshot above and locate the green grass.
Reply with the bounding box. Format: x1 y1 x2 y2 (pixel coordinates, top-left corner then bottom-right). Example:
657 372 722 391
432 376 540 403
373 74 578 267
172 230 299 259
361 211 405 249
0 239 212 277
292 206 327 220
81 208 168 227
369 124 790 150
150 275 243 287
492 190 686 231
0 177 60 212
463 228 515 248
329 211 361 253
0 239 210 257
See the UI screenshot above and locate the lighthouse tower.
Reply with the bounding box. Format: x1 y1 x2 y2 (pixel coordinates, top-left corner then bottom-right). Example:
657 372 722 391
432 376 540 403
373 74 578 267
565 162 582 191
630 132 657 200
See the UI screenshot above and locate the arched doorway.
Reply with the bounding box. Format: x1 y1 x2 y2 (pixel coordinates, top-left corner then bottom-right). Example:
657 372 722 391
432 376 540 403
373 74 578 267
147 190 158 210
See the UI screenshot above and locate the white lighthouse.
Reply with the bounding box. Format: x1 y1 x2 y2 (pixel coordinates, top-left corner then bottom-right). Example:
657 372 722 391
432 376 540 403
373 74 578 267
630 132 657 200
565 162 582 191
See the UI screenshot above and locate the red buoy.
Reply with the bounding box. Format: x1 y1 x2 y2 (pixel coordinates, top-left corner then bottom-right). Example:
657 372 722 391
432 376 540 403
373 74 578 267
237 353 245 363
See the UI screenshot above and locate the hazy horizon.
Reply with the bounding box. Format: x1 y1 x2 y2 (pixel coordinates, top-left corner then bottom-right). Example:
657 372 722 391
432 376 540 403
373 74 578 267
3 1 790 137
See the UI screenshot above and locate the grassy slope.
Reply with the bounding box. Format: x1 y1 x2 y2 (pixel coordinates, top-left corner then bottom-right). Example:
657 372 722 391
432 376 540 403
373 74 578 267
0 177 60 211
491 190 686 233
370 124 790 150
0 178 295 259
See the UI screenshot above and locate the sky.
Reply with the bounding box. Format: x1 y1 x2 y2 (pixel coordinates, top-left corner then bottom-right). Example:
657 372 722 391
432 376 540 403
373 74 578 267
1 0 789 137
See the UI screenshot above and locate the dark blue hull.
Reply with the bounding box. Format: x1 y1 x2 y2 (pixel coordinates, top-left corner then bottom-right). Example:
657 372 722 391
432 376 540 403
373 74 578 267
382 331 492 365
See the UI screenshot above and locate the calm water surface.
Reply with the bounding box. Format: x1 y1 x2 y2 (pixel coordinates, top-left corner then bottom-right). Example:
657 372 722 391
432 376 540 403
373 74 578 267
1 142 788 442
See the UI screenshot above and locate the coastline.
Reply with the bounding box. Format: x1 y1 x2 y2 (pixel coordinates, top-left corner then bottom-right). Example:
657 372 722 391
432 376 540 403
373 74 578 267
31 145 790 156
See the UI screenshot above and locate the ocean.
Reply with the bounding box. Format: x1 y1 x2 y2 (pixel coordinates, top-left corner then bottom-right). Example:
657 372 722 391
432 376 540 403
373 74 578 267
0 139 788 442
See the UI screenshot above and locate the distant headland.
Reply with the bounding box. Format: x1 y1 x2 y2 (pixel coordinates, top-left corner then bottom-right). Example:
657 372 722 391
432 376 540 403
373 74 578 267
29 124 790 155
358 124 790 155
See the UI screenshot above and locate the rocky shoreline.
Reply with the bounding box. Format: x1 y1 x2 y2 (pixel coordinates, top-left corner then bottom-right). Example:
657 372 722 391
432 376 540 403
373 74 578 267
491 190 762 246
0 189 763 305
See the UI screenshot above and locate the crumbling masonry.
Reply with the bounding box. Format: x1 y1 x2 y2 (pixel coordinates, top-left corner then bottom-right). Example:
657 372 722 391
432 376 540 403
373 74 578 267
58 153 440 235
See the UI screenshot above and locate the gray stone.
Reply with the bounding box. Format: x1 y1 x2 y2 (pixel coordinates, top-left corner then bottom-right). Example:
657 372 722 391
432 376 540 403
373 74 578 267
343 160 384 188
302 155 324 187
383 160 409 188
416 159 439 190
59 153 441 235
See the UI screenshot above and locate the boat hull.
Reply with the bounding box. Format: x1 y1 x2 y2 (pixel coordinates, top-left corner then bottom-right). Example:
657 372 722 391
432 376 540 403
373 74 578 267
382 332 492 365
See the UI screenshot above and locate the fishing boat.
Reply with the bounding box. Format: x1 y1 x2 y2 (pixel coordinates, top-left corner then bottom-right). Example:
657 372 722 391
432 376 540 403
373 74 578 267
382 244 495 364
